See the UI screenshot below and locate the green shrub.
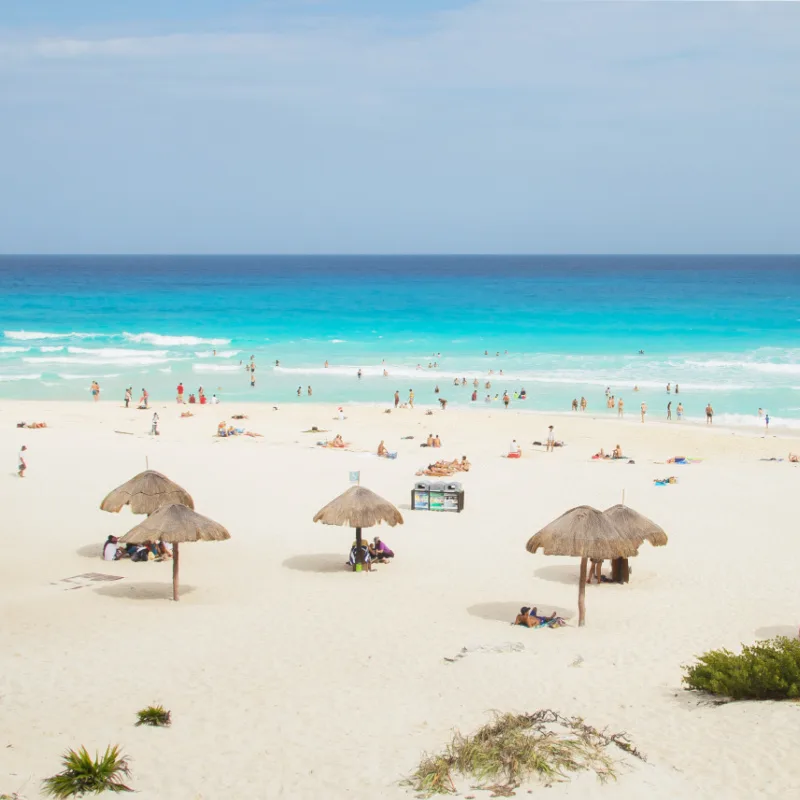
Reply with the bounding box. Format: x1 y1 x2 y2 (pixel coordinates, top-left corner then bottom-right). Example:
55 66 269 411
683 636 800 700
135 704 171 728
42 745 132 797
405 710 644 796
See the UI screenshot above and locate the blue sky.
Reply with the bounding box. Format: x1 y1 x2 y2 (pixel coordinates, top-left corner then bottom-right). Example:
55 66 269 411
1 0 798 254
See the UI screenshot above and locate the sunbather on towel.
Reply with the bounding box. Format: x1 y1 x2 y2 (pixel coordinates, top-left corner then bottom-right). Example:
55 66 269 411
513 607 565 628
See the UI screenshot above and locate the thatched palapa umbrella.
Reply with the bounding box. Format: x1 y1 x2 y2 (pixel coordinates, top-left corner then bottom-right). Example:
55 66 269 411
313 485 403 570
100 470 194 515
120 504 230 600
526 505 639 626
603 504 668 583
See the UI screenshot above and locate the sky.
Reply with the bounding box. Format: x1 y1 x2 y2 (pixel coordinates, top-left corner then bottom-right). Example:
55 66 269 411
1 0 799 254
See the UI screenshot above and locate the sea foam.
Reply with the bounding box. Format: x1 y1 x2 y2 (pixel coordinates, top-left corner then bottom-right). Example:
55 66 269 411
124 332 230 346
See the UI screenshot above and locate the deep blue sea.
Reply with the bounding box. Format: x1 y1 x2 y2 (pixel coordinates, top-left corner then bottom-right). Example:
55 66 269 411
2 255 799 426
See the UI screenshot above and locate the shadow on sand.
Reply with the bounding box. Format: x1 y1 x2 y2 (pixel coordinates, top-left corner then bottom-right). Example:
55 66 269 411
282 554 348 574
754 625 798 640
533 565 580 585
94 582 196 601
467 601 573 624
77 543 102 558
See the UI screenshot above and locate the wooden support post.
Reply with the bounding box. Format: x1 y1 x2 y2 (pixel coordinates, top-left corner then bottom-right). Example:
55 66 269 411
172 542 180 601
578 556 588 627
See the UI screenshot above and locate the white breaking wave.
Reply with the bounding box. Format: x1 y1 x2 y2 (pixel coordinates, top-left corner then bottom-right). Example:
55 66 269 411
57 373 121 380
192 363 242 373
4 330 105 340
124 332 230 346
24 355 178 367
0 346 30 354
67 346 169 357
194 350 240 358
40 346 65 352
0 373 41 381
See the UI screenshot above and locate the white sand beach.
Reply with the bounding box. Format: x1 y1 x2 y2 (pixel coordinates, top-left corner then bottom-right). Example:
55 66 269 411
2 399 800 799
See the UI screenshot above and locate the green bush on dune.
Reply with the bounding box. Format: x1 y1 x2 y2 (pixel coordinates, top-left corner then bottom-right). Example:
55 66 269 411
406 710 645 796
42 745 132 797
683 636 800 700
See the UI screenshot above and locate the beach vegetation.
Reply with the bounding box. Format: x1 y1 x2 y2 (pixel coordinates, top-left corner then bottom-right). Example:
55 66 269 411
683 636 800 700
135 704 172 727
41 745 132 797
405 709 645 796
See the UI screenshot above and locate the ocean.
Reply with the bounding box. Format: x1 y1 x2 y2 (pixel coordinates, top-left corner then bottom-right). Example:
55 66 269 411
1 254 799 427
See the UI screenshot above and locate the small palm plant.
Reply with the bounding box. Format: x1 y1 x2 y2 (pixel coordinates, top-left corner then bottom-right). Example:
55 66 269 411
135 704 172 728
42 745 132 797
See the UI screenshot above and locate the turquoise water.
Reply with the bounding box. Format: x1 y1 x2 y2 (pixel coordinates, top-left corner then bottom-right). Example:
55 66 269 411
2 255 800 426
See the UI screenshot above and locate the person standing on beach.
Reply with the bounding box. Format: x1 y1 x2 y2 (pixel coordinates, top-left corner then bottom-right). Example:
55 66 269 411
124 387 131 408
91 381 100 401
297 386 302 397
357 369 362 379
765 413 770 431
667 401 672 420
308 386 312 396
677 402 684 420
666 383 671 394
641 402 647 422
18 445 27 477
408 389 414 408
675 384 680 394
617 398 624 418
250 372 256 388
580 397 587 412
177 382 184 403
546 426 555 452
140 388 149 409
394 390 400 408
706 403 714 425
503 392 510 409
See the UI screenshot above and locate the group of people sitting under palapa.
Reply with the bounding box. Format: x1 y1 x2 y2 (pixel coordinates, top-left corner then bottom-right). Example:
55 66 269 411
417 455 470 477
592 444 624 460
103 535 172 562
217 421 262 437
346 536 395 570
513 606 567 628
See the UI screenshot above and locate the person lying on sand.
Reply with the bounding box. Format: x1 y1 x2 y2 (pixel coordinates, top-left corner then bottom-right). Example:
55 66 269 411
180 411 194 418
232 414 248 420
17 422 48 429
513 607 566 628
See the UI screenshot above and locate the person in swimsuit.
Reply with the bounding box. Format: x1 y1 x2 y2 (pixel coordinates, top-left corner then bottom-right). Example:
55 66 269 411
617 398 624 418
667 401 672 421
706 403 714 425
546 426 555 452
677 402 683 420
377 440 388 457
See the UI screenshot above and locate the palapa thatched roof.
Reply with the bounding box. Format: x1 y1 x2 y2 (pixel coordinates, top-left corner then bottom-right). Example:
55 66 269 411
603 504 668 548
526 505 640 560
313 485 403 529
120 503 230 544
100 470 194 515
